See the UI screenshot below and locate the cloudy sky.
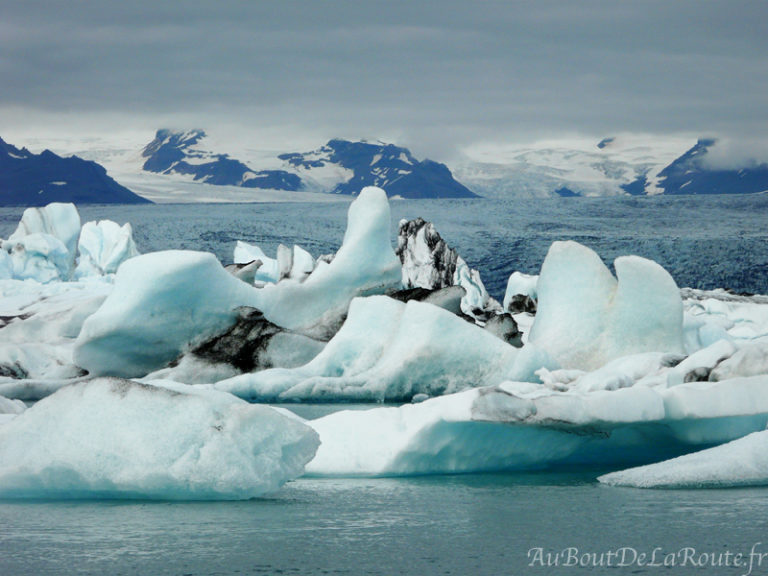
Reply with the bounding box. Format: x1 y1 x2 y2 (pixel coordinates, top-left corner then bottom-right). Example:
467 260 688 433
2 0 767 160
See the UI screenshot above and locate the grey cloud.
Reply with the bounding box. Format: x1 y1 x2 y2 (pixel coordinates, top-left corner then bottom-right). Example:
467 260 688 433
2 0 768 158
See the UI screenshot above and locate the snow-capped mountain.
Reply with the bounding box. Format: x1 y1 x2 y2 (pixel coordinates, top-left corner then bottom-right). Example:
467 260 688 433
651 138 768 195
453 136 768 197
140 130 477 199
141 129 302 191
279 139 478 199
0 136 150 206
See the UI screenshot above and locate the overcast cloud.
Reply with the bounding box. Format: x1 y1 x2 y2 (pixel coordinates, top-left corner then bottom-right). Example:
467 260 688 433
2 0 767 160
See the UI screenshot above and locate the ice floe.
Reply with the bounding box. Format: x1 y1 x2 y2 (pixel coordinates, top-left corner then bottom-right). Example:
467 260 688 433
0 378 319 500
598 427 768 488
216 295 519 402
0 193 765 493
307 375 768 476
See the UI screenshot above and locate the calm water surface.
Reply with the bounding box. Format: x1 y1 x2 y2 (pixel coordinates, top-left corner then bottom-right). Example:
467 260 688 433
2 473 768 575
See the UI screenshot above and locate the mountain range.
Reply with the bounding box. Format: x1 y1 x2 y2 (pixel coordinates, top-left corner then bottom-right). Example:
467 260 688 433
2 131 768 205
140 130 477 199
0 136 150 205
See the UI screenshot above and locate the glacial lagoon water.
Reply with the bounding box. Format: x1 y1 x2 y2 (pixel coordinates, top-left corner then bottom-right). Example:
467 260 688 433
1 194 768 575
1 193 765 299
4 473 768 575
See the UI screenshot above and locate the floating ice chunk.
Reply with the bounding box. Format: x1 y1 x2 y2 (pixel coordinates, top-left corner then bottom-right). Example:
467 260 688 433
74 250 260 377
396 217 500 321
397 218 458 290
528 241 617 369
305 385 667 476
503 272 538 314
307 375 768 476
253 187 401 337
0 378 319 500
710 342 768 381
291 245 315 281
529 242 684 370
666 338 736 385
216 295 518 402
233 242 316 286
454 257 501 319
603 256 684 361
7 203 81 262
6 233 72 283
4 203 81 281
599 430 768 488
234 240 281 285
75 220 140 278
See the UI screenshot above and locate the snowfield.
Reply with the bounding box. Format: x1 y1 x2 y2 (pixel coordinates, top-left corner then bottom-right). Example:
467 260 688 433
0 189 767 498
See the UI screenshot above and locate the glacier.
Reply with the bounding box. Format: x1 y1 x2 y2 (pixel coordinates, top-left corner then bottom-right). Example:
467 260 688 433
0 378 319 500
0 191 767 494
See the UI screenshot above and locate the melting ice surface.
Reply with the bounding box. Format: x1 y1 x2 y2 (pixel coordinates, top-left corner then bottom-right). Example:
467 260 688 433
0 189 767 497
0 378 319 500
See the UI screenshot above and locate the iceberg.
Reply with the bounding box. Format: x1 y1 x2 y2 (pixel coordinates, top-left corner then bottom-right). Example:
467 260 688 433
74 250 261 377
0 279 109 389
3 203 81 282
598 428 768 489
503 271 538 314
0 204 140 283
75 220 140 278
7 203 81 263
216 295 519 402
252 187 402 338
528 242 684 370
307 376 768 476
232 242 316 286
0 378 319 500
396 217 501 321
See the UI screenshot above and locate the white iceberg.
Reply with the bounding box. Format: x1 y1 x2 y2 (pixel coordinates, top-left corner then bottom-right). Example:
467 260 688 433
0 378 319 500
0 279 110 391
306 375 768 476
217 295 519 402
529 241 684 370
503 271 538 313
7 203 81 262
74 250 260 377
599 428 768 489
6 234 73 283
75 220 140 278
233 241 316 286
252 187 402 338
0 204 139 283
233 240 281 285
3 203 81 282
